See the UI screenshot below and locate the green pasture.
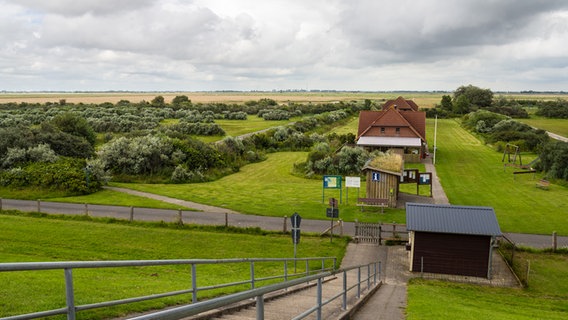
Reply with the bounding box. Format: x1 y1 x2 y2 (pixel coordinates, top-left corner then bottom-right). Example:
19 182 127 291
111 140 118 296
407 249 568 319
0 213 347 319
113 152 405 224
196 116 298 143
429 119 568 235
518 117 568 137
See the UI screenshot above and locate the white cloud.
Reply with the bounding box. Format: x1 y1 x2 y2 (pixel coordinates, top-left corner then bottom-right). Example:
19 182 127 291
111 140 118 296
1 0 568 91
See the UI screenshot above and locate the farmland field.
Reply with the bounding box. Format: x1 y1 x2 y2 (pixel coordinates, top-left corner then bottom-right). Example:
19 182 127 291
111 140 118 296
0 91 444 106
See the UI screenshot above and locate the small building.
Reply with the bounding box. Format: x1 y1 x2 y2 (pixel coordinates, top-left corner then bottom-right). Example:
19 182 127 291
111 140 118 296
362 165 402 208
406 203 502 279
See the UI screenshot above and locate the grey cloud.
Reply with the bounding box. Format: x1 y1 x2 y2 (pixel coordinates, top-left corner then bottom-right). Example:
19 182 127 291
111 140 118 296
6 0 155 16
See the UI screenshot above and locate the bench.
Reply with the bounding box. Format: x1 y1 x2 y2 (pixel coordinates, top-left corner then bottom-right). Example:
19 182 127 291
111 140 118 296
356 198 388 213
536 179 550 190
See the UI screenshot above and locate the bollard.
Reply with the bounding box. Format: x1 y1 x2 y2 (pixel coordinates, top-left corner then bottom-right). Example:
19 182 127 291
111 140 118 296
0 198 2 211
283 215 287 233
339 219 343 236
552 231 557 252
37 199 41 213
225 212 228 227
84 203 88 216
129 206 134 222
177 209 183 225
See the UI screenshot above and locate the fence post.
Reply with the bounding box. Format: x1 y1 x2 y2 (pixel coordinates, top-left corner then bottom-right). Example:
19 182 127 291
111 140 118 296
354 219 359 243
316 278 323 320
552 231 557 252
357 266 361 298
342 269 347 310
256 295 264 320
129 206 134 222
250 261 255 289
84 203 88 216
177 209 183 225
191 264 197 303
283 215 287 233
340 219 343 236
37 199 41 213
225 212 228 227
64 268 76 320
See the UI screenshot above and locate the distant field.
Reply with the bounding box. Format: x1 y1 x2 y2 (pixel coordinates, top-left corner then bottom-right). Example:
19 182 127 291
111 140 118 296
0 91 446 107
518 117 568 137
2 91 566 108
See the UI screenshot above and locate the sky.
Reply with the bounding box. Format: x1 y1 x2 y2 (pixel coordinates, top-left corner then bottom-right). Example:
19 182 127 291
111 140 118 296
1 0 567 92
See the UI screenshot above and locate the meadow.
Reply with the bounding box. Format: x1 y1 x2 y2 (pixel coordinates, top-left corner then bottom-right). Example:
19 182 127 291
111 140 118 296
429 119 568 235
0 212 347 319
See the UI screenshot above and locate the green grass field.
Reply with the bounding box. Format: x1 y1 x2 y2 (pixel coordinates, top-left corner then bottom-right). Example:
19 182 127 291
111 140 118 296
113 152 405 224
0 212 347 319
518 117 568 137
429 119 568 235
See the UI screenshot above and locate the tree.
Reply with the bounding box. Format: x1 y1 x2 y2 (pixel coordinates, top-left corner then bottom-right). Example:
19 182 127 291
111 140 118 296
51 112 97 146
453 95 470 114
440 95 453 111
172 95 191 106
151 95 166 107
453 85 493 109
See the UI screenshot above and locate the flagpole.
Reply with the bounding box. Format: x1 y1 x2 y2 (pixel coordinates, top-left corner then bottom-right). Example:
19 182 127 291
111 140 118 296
433 115 438 165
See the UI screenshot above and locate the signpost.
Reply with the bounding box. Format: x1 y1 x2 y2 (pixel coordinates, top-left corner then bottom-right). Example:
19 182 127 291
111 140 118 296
290 212 301 271
326 198 339 243
345 176 361 204
322 175 342 204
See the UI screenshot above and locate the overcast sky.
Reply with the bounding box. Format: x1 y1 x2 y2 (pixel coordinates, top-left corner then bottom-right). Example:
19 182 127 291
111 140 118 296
1 0 567 92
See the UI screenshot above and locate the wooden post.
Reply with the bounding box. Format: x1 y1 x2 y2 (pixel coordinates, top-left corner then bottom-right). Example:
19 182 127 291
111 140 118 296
0 198 2 211
37 199 41 213
129 206 134 222
283 216 287 233
225 212 228 227
552 231 557 252
84 203 88 216
339 219 343 236
177 209 183 225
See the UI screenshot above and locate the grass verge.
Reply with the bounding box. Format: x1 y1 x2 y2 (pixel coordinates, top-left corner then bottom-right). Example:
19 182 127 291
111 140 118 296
0 211 347 319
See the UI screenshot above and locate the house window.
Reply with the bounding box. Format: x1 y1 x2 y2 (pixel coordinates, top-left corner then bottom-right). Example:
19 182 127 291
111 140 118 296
380 127 385 135
395 127 400 135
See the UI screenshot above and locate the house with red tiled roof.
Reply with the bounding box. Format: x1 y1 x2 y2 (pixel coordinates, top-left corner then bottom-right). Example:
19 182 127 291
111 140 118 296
357 97 427 162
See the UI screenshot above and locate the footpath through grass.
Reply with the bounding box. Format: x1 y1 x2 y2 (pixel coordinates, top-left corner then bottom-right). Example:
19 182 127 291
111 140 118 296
429 119 568 235
0 212 347 319
114 152 405 224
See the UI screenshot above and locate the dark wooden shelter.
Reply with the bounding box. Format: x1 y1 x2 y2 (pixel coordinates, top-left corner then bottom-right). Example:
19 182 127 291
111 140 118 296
406 203 502 279
362 165 401 208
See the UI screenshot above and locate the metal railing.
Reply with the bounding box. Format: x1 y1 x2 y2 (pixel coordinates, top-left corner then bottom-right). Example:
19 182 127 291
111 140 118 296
0 257 336 320
131 261 382 320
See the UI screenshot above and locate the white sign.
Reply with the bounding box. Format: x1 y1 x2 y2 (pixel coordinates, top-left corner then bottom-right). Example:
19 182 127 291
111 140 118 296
345 176 361 188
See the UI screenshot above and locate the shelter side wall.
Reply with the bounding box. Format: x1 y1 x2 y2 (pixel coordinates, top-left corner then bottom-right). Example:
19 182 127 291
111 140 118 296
411 232 491 278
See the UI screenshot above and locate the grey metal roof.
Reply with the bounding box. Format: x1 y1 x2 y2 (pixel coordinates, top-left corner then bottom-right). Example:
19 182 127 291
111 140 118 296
406 203 502 236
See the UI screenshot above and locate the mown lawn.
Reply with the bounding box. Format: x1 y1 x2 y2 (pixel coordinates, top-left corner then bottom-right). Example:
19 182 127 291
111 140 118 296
0 212 347 319
428 119 568 235
407 250 568 319
114 152 405 224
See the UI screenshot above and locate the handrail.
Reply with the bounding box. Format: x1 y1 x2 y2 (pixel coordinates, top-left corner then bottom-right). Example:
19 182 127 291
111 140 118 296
132 261 382 320
0 257 336 320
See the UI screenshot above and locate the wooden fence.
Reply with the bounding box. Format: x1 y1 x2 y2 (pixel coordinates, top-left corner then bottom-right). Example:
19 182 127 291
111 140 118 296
354 222 408 244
